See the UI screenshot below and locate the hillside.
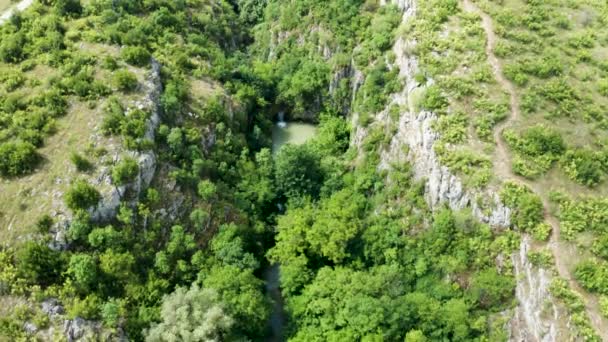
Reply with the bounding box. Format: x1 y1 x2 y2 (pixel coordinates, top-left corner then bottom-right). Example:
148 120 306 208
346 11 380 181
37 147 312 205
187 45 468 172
0 0 607 341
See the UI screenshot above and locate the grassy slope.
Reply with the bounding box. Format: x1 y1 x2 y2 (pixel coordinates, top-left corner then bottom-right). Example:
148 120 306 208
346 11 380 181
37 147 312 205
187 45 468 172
0 44 149 244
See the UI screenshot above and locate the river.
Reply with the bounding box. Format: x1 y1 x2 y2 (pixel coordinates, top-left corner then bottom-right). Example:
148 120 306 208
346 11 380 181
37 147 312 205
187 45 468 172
265 119 316 342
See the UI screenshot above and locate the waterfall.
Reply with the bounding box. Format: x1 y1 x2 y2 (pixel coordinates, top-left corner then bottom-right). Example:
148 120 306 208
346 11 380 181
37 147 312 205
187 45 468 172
277 111 287 128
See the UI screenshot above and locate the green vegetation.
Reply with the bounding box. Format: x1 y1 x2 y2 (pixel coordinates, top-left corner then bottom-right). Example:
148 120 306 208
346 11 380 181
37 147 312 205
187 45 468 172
0 141 38 176
111 157 139 186
500 182 543 232
550 278 600 341
113 69 138 92
3 0 605 340
503 125 565 178
64 180 101 211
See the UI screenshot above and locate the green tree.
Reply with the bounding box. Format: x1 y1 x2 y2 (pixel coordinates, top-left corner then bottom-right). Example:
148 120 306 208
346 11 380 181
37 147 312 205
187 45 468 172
65 180 101 211
113 70 138 92
17 242 64 286
211 224 259 270
67 254 98 293
202 266 270 337
145 285 235 342
0 141 39 177
121 46 151 67
99 249 135 283
275 144 323 199
307 189 366 263
112 157 139 186
469 268 515 309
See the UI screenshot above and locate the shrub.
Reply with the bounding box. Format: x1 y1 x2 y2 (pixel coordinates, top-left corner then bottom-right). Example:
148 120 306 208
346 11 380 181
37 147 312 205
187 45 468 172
0 33 25 63
420 85 448 113
70 152 93 172
101 56 119 71
17 242 64 285
528 250 554 268
575 259 608 294
112 157 139 186
500 182 543 231
0 141 39 177
101 97 125 135
598 79 608 97
433 111 467 144
64 180 101 211
113 70 138 92
504 125 565 157
54 0 83 16
531 222 552 241
562 149 604 187
600 296 608 318
36 215 54 234
121 46 151 67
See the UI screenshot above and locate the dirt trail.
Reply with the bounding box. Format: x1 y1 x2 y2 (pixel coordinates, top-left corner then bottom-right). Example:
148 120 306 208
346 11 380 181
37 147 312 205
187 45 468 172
462 0 608 339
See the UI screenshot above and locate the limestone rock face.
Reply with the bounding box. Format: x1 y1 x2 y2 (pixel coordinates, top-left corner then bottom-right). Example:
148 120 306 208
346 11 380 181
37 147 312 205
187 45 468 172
90 58 162 223
354 1 564 340
51 59 162 250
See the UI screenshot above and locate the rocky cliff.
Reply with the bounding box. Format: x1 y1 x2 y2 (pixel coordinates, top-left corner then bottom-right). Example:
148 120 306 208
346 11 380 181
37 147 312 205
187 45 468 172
352 0 569 340
50 58 162 250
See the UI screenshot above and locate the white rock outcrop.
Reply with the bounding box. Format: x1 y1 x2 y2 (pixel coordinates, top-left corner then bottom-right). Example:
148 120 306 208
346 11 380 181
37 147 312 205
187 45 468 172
90 58 162 222
354 1 566 340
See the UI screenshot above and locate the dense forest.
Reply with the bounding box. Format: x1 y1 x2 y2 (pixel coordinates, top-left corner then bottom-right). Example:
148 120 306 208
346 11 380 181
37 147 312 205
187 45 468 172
0 0 607 341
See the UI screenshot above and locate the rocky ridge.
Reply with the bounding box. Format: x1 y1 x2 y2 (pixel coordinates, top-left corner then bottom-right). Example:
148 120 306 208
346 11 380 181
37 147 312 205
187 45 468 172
352 0 569 340
50 58 162 250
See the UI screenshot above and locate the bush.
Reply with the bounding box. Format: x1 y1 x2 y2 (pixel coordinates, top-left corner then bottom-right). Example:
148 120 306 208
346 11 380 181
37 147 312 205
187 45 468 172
36 215 54 234
562 149 604 187
531 222 552 241
0 33 25 63
500 182 543 231
113 70 138 92
17 242 64 286
0 141 39 177
64 180 101 211
598 79 608 97
101 97 125 135
112 157 139 186
54 0 83 16
121 46 151 67
504 125 565 157
70 152 93 172
420 85 448 113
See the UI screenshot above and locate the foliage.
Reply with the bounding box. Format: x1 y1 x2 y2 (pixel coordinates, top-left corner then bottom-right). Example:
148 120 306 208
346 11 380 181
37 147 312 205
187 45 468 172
561 148 604 187
112 157 139 186
559 197 608 240
17 242 64 286
500 182 543 231
531 222 552 242
146 285 235 341
550 278 600 341
274 144 323 199
113 70 138 92
503 125 565 178
121 46 151 67
420 85 449 113
64 180 101 211
70 152 93 172
0 141 39 177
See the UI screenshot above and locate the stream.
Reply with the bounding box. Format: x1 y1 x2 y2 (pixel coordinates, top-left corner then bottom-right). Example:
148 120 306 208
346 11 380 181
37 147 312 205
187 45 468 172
264 115 316 342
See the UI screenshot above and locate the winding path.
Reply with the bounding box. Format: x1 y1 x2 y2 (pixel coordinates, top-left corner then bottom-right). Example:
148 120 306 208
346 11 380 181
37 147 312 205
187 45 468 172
0 0 33 25
462 0 608 339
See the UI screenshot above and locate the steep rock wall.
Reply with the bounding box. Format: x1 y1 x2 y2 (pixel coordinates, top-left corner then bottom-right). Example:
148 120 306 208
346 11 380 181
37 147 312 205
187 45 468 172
353 0 567 340
51 59 162 249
